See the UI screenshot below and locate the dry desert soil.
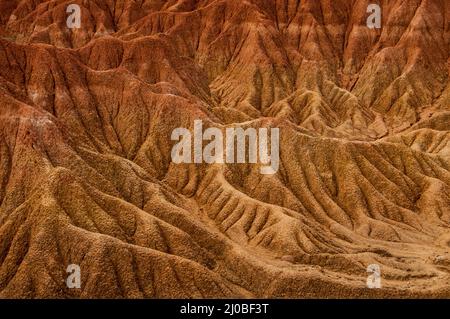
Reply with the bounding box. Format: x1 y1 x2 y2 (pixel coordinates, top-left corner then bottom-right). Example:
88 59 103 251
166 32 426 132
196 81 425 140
0 0 449 298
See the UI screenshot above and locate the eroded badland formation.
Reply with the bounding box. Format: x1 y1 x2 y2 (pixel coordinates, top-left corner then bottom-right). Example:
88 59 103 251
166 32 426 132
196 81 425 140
0 0 449 298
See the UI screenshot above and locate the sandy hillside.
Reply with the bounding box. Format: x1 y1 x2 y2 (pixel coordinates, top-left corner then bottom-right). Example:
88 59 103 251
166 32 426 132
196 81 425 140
0 0 449 298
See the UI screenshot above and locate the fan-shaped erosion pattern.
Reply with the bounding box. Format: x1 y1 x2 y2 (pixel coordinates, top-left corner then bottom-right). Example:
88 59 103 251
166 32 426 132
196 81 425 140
0 0 449 298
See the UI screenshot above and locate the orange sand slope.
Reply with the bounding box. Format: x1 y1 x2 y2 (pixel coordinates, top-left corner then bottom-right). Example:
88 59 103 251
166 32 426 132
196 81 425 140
0 0 449 298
